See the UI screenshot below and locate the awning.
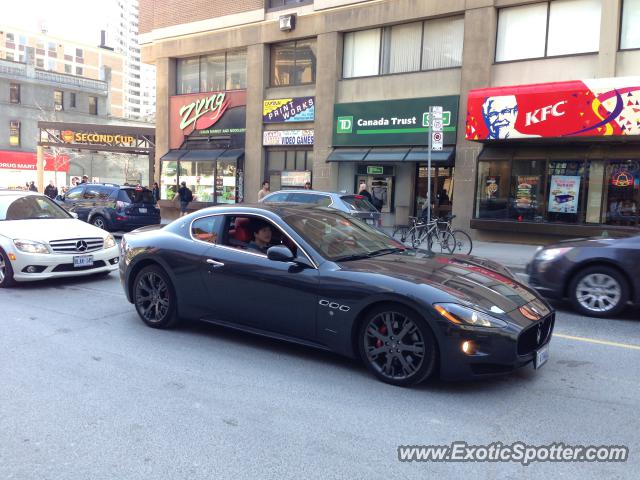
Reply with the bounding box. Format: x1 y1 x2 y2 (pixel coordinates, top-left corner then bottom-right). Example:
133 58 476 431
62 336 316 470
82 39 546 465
159 149 187 161
160 148 244 162
327 146 454 164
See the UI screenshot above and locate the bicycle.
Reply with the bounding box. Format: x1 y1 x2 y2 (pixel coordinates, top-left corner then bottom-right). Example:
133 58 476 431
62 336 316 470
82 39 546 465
402 216 455 254
435 214 473 255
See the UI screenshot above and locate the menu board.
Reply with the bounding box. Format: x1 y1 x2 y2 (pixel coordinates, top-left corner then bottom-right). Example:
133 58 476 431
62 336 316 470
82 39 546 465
515 176 539 209
548 175 581 213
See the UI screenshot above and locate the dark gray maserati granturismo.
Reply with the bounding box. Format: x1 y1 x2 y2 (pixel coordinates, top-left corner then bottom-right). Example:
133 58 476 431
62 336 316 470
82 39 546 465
119 204 554 386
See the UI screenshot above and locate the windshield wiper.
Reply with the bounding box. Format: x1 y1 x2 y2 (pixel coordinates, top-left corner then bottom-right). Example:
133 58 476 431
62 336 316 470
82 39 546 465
334 247 405 262
334 253 372 262
366 247 406 257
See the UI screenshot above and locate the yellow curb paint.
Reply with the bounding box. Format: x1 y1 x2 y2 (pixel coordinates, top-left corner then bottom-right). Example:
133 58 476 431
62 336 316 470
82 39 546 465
554 333 640 351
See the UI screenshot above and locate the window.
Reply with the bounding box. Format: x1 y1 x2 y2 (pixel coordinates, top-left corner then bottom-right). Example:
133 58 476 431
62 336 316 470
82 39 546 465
268 0 313 8
48 42 56 52
36 58 44 68
191 215 224 243
64 64 72 74
496 0 602 62
620 0 640 49
65 186 84 200
89 96 98 115
177 50 247 94
6 52 14 61
9 121 20 147
6 33 15 42
266 150 313 191
10 83 20 104
70 92 77 108
54 90 64 110
271 39 317 86
76 48 83 58
288 193 332 206
48 59 56 70
221 215 297 256
343 17 463 79
76 66 83 76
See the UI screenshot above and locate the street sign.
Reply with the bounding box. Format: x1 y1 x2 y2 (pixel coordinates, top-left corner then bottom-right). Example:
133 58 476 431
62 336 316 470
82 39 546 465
431 105 444 151
432 131 444 151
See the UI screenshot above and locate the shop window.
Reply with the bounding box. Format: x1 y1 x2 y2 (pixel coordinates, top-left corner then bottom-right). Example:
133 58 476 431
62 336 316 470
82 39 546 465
180 161 215 203
54 90 63 110
10 83 20 104
475 160 511 219
508 160 546 222
604 160 640 226
9 121 20 147
216 158 237 204
160 161 178 200
89 96 98 115
266 150 313 190
271 39 317 86
546 160 585 224
496 0 601 62
621 0 640 49
416 165 454 217
343 17 463 79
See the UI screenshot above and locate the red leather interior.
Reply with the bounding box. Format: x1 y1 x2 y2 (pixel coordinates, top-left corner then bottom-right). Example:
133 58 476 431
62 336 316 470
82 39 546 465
230 217 252 243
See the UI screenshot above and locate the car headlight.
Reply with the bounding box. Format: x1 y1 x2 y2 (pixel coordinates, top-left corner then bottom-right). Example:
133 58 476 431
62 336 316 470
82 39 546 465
434 303 507 328
13 239 50 254
104 234 116 249
536 247 572 262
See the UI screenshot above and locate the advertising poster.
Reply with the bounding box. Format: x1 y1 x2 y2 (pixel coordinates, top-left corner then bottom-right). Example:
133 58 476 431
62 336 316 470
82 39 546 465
484 176 500 200
263 97 315 123
515 176 539 209
281 171 312 188
548 175 581 213
263 130 314 146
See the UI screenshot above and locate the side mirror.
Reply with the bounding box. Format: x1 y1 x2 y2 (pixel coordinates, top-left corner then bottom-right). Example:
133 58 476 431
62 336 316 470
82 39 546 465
267 245 295 262
70 212 79 219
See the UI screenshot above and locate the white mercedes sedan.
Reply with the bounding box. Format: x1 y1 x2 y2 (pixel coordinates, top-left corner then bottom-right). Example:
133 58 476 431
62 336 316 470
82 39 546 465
0 190 119 287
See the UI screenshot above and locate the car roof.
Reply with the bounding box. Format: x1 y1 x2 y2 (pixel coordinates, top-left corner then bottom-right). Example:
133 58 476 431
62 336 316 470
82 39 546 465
195 203 337 217
265 190 349 197
0 189 41 197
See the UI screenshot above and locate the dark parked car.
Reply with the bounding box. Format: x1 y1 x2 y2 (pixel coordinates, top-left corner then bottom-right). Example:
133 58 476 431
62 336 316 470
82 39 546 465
260 190 382 227
527 235 640 317
57 183 160 232
120 205 554 386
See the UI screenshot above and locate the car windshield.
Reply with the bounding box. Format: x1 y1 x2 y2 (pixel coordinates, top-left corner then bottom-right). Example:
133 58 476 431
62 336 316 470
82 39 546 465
0 195 71 221
283 209 405 261
340 195 377 212
120 188 155 204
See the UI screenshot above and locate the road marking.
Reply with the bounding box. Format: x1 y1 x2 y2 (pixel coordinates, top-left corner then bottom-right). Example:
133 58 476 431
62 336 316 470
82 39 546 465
554 333 640 351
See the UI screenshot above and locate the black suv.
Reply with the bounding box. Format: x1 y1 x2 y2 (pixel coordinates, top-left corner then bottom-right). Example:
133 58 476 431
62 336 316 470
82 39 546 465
56 183 161 232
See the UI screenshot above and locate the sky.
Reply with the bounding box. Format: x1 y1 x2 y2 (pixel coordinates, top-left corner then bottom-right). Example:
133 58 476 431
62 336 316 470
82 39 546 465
4 0 111 46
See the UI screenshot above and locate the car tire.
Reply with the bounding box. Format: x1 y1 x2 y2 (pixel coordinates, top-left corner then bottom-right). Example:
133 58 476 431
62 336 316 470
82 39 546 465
133 265 180 329
358 304 437 387
0 248 16 288
569 265 629 318
91 215 108 231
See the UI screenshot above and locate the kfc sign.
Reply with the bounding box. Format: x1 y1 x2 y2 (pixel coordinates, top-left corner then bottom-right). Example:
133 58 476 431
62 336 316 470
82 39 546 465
466 77 640 140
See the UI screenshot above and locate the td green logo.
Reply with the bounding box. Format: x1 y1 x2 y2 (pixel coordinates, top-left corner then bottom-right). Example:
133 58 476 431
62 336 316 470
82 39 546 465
337 116 353 134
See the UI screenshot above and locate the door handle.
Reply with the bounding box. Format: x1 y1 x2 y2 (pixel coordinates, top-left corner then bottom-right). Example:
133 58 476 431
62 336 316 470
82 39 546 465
206 259 225 268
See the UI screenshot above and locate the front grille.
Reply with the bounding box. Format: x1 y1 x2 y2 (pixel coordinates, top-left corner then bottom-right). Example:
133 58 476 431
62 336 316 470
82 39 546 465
49 237 104 254
52 260 106 272
517 313 554 356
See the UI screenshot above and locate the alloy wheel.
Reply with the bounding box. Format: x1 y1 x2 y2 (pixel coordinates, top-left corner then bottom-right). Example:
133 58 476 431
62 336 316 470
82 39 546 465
364 311 426 381
93 217 106 229
575 273 621 313
135 272 170 323
0 255 5 283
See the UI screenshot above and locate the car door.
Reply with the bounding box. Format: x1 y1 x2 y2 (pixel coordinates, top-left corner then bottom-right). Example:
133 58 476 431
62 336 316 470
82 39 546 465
197 214 320 341
75 185 101 221
61 186 85 217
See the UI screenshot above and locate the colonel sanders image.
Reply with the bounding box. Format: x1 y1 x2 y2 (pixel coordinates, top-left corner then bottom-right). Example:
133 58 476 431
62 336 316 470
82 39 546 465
482 95 519 139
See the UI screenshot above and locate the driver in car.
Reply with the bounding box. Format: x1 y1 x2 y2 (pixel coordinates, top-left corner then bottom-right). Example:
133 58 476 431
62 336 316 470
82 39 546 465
248 219 273 254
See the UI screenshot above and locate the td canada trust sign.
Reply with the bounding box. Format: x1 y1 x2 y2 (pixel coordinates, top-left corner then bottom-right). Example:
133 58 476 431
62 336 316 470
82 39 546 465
333 96 459 147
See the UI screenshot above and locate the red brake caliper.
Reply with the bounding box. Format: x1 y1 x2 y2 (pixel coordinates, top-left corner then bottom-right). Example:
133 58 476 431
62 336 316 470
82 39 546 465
376 324 387 348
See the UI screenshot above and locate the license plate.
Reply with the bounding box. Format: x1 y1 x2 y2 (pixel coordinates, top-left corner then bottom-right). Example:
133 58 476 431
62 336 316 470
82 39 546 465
365 218 375 225
73 255 94 268
534 344 549 369
138 208 147 213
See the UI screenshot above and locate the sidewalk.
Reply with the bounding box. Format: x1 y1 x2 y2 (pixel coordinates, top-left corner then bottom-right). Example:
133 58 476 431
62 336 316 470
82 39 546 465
470 241 541 272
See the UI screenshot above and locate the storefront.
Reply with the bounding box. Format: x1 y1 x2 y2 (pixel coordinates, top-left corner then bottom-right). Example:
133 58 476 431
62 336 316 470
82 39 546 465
159 90 246 215
466 77 640 237
328 96 459 227
0 150 69 189
262 97 315 191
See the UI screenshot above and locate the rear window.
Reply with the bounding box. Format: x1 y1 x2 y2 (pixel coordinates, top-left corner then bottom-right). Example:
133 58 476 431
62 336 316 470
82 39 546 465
341 195 377 212
288 193 332 207
119 188 155 204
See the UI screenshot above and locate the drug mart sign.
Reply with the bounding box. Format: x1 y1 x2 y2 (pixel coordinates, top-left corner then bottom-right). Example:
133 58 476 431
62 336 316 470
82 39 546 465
333 96 459 147
263 130 314 146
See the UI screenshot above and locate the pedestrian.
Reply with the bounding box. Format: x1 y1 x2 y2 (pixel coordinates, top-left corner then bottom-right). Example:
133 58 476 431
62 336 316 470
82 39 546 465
29 181 37 192
44 180 58 199
152 182 160 203
258 181 270 200
80 175 89 184
304 181 312 190
358 181 373 204
177 181 193 217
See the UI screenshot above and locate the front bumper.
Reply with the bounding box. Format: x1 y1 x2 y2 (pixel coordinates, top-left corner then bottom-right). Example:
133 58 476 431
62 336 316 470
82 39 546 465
437 312 555 380
9 246 120 282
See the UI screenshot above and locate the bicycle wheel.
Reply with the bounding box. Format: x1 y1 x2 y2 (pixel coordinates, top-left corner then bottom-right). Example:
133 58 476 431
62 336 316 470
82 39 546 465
427 230 455 254
451 230 473 255
412 227 428 249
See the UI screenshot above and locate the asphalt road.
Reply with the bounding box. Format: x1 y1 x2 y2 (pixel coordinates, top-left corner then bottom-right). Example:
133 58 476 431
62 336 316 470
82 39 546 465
1 272 638 480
